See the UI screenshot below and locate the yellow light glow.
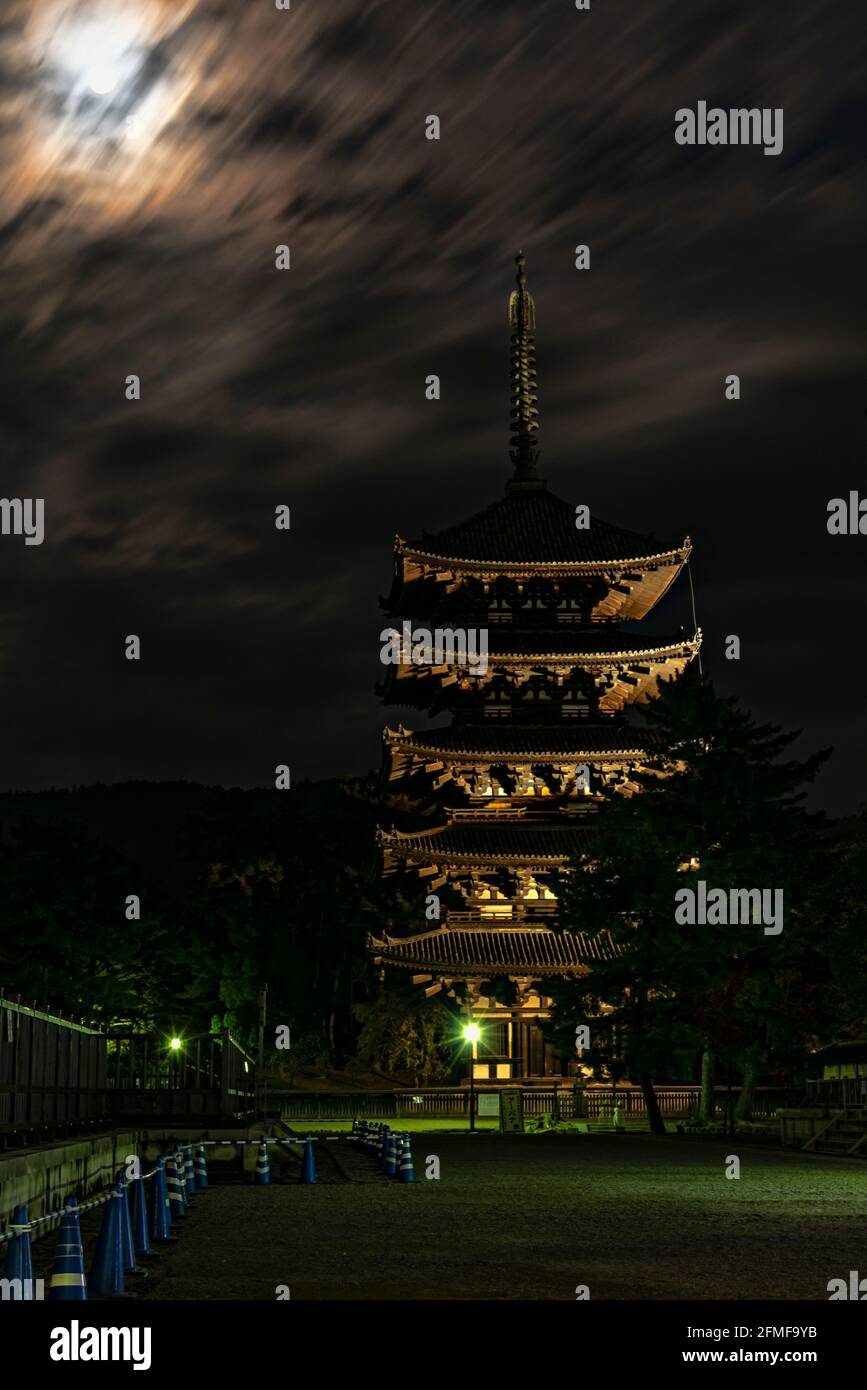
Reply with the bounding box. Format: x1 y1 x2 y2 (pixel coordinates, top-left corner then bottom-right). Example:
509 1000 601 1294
169 1036 182 1051
463 1023 481 1044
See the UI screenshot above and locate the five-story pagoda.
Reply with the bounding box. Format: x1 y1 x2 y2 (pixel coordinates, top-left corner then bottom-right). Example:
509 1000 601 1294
370 253 700 1082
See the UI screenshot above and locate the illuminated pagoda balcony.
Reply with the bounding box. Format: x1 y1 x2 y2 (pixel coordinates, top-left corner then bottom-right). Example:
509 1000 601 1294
377 820 574 923
383 722 664 803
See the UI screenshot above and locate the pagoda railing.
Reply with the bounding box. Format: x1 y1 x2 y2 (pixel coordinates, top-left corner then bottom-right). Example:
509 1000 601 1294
448 902 559 923
446 914 557 928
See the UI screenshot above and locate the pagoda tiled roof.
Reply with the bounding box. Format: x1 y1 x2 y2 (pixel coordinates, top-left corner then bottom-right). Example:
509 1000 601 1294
385 722 660 759
479 629 695 659
379 822 590 864
382 628 698 669
368 924 615 975
400 486 686 568
382 627 701 715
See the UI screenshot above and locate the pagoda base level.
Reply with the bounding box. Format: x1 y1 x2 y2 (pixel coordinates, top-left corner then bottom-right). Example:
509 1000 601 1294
464 1017 577 1083
458 1074 577 1086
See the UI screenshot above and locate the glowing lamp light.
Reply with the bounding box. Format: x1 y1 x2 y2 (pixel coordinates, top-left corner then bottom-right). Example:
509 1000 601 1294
169 1037 182 1051
463 1023 482 1132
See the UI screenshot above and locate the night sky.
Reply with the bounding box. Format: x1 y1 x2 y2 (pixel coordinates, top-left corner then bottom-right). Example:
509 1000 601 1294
0 0 864 812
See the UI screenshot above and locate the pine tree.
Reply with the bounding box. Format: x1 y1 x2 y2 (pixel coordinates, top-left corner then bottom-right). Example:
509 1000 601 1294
546 667 830 1133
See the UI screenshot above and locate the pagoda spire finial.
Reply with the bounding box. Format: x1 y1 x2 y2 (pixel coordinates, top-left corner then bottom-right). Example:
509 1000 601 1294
507 250 543 489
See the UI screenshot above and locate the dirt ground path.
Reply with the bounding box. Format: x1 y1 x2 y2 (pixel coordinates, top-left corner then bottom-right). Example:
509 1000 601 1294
127 1134 866 1300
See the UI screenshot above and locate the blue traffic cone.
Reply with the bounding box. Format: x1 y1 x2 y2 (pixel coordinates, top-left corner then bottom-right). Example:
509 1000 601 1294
399 1134 416 1184
3 1204 36 1299
48 1196 87 1301
255 1140 271 1185
184 1144 197 1197
183 1145 196 1200
172 1146 183 1195
173 1145 184 1200
176 1148 189 1209
176 1147 193 1206
129 1171 152 1258
147 1158 175 1242
87 1186 127 1297
378 1126 390 1169
384 1132 398 1178
300 1136 317 1184
116 1169 145 1276
195 1143 209 1190
166 1153 186 1220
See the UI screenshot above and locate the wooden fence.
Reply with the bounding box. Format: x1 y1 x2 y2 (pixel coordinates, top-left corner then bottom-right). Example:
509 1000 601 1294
272 1085 795 1123
804 1076 867 1109
0 996 105 1130
105 1029 256 1120
0 994 256 1135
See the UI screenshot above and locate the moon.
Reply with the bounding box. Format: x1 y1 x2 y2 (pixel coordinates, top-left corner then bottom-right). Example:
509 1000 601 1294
86 63 121 96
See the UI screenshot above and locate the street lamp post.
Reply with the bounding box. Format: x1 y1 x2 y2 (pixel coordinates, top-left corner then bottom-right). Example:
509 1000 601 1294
463 1023 481 1131
168 1035 182 1092
258 984 268 1121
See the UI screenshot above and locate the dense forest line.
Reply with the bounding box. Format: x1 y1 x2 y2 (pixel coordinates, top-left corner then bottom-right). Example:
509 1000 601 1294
0 776 453 1079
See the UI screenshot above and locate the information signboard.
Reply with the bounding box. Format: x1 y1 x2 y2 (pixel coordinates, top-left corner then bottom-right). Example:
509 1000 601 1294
499 1089 525 1133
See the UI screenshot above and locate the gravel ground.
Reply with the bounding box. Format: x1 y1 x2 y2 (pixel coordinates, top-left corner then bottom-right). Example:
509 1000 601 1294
121 1134 867 1301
